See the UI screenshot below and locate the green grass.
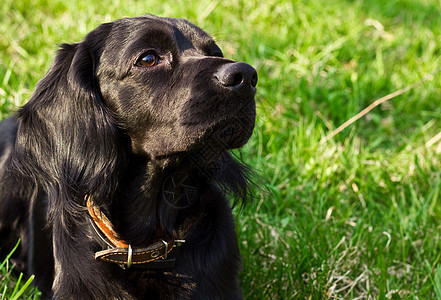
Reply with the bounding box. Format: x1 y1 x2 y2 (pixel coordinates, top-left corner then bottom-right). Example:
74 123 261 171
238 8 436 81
1 0 441 298
0 242 39 299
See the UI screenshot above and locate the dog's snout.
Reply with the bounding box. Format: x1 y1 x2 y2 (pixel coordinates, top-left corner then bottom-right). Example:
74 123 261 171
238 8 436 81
215 62 257 96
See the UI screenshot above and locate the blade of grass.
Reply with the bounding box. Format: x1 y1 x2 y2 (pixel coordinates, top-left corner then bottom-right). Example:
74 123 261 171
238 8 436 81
10 275 35 300
0 240 20 270
10 273 23 297
320 71 439 144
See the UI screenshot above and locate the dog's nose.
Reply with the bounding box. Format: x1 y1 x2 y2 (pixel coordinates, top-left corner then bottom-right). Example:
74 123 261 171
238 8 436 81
214 62 258 96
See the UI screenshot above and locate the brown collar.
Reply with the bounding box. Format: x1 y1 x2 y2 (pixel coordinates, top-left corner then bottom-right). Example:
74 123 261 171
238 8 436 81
86 197 191 269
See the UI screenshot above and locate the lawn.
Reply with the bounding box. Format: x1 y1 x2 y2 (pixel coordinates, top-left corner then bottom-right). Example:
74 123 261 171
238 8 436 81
1 0 441 298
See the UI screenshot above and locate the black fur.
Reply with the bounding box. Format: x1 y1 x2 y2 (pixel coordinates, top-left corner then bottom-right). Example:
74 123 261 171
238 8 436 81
0 14 257 299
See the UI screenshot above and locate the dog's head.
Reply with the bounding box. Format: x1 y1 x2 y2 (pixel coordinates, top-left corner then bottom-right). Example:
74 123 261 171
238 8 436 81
14 15 256 207
74 15 257 163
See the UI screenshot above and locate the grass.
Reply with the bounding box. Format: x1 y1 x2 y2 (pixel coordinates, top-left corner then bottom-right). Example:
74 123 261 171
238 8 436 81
1 0 441 298
0 242 39 299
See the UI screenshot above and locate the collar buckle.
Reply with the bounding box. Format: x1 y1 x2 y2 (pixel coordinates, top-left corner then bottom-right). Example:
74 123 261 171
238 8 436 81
161 240 169 259
127 244 133 268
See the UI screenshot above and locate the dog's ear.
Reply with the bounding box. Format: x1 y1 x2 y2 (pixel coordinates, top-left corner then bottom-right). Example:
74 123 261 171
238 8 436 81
10 23 124 217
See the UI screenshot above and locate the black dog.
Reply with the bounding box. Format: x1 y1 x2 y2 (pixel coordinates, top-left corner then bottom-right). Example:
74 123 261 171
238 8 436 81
0 15 257 299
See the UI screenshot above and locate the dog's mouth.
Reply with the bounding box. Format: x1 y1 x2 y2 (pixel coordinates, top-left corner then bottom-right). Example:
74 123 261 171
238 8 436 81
210 116 254 149
183 103 256 167
152 98 256 167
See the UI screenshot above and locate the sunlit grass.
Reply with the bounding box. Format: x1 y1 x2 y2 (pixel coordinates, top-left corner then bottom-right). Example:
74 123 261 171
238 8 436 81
0 242 40 299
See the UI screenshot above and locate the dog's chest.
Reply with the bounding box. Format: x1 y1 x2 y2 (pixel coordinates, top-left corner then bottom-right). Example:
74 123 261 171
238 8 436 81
125 270 197 299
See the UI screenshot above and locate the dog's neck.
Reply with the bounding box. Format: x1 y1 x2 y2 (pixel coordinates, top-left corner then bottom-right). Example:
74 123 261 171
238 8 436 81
108 154 205 246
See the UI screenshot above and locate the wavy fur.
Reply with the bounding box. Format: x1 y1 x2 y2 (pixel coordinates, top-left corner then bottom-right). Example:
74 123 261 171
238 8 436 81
0 14 256 299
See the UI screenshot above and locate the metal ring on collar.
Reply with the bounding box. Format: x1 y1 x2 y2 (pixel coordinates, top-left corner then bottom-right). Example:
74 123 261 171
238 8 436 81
127 244 133 268
161 240 169 259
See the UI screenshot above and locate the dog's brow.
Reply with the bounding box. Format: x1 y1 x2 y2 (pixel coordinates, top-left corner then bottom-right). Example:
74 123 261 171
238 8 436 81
172 26 196 53
166 19 215 55
126 27 176 55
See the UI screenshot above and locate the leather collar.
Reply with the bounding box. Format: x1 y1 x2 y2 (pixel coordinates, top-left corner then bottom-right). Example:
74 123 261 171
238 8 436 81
86 197 193 269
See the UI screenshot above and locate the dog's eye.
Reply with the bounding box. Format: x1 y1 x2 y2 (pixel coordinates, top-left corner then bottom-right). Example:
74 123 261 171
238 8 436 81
136 53 161 67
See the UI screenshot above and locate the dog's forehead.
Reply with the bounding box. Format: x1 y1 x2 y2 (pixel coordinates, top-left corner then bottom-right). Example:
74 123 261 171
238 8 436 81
161 17 215 50
113 15 216 53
